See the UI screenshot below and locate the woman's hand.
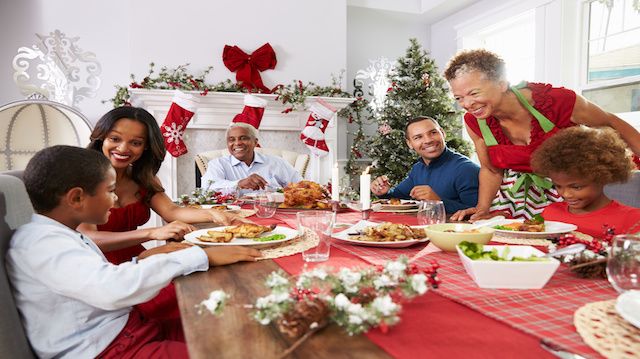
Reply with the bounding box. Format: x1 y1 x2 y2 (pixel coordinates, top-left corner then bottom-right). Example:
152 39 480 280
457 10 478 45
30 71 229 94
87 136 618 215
138 242 193 260
208 210 252 226
148 221 195 241
204 246 262 266
450 207 499 222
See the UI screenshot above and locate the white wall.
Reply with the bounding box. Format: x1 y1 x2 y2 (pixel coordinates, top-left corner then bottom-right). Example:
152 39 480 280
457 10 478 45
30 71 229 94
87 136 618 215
1 0 347 123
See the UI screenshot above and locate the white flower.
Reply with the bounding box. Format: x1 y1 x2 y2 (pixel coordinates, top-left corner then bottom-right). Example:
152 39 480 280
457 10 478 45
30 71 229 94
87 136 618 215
296 268 328 287
339 268 362 293
410 274 428 295
259 318 271 325
255 292 290 309
200 290 228 314
266 272 289 288
334 293 351 309
373 274 396 290
348 314 364 325
385 260 406 280
371 295 398 316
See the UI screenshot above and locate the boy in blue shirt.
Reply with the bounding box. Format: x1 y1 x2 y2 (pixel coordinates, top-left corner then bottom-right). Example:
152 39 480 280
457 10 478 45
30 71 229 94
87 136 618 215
371 116 479 213
6 145 261 358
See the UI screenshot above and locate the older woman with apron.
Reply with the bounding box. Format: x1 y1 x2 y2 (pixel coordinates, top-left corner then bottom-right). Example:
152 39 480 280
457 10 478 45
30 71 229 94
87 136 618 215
444 49 640 221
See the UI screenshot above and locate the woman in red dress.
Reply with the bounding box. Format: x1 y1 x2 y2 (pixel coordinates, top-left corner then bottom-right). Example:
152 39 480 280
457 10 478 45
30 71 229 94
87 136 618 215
445 49 640 221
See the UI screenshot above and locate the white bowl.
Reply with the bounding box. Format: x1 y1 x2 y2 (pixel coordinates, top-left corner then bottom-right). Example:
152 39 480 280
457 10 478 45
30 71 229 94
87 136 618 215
456 245 560 289
425 223 494 252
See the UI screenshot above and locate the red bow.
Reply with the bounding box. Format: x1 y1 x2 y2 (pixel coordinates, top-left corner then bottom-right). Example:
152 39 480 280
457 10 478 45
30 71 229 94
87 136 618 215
223 43 277 93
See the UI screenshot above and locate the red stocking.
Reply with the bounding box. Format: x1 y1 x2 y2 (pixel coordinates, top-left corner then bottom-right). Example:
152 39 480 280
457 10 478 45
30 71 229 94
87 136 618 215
161 90 197 157
299 99 337 157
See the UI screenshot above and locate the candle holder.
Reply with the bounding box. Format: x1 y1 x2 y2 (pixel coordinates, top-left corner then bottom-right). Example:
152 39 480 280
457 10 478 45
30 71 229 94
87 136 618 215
362 208 371 220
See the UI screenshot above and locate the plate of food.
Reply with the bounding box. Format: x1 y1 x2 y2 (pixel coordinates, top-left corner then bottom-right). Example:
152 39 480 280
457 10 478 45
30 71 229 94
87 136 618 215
371 199 420 213
182 204 241 212
184 224 298 247
333 220 430 248
480 216 577 238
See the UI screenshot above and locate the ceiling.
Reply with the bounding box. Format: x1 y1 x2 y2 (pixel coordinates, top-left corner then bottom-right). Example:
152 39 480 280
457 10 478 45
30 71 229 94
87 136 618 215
347 0 480 23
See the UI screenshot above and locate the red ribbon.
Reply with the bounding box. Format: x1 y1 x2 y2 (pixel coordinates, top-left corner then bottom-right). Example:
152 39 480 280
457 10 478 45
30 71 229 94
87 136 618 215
223 43 277 93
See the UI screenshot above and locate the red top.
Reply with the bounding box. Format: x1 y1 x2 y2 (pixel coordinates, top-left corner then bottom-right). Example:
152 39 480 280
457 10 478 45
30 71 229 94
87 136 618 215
464 82 577 172
542 200 640 238
97 187 151 264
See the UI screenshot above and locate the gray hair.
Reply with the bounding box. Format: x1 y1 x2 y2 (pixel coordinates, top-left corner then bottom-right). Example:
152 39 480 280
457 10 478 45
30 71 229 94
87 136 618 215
226 122 259 140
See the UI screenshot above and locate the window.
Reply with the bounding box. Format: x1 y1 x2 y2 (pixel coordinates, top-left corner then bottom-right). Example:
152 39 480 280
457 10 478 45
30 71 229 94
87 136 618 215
582 0 640 113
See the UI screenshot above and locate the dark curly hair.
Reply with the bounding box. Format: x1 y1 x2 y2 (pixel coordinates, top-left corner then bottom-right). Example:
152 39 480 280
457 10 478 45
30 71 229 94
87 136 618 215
531 126 633 185
444 49 506 82
88 106 165 202
24 145 112 212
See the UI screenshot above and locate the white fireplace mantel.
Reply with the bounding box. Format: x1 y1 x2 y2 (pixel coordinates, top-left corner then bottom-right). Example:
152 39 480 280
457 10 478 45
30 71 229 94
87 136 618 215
129 89 355 226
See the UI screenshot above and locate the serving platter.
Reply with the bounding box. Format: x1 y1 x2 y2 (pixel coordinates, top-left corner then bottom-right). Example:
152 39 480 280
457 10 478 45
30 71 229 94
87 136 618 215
476 218 577 238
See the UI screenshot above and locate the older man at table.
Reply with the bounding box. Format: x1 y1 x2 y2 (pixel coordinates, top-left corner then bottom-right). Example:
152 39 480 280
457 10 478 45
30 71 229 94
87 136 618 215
371 116 480 214
201 123 302 194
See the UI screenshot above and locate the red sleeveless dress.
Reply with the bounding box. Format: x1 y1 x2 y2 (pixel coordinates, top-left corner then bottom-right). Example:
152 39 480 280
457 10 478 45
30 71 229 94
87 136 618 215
98 187 179 321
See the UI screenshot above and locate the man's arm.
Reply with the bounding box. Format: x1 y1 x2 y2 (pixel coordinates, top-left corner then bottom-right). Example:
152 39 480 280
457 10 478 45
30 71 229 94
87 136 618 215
201 157 239 191
441 162 480 213
384 171 415 199
273 157 303 187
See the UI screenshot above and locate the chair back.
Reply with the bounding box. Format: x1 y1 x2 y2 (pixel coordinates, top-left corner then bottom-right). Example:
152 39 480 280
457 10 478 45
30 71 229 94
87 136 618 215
604 170 640 208
0 99 92 171
0 171 36 358
194 148 310 188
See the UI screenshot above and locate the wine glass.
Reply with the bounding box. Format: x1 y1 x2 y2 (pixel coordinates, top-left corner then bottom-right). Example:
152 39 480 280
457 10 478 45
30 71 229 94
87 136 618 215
606 234 640 293
417 200 446 225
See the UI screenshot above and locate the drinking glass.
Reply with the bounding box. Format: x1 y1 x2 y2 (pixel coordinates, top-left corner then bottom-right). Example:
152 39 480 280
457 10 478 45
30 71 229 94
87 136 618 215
417 200 446 225
606 234 640 293
253 190 277 218
297 211 334 262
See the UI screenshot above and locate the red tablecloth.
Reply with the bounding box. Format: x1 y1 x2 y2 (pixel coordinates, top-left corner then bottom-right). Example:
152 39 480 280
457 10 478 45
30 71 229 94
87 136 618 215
253 209 612 358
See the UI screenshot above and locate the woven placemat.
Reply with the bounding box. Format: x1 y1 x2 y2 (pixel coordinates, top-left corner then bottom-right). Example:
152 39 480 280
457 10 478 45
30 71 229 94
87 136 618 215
574 300 640 358
491 231 593 246
260 229 318 260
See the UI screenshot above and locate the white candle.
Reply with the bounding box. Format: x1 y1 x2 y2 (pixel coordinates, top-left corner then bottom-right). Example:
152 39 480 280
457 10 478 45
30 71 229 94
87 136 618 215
331 163 340 201
360 166 371 210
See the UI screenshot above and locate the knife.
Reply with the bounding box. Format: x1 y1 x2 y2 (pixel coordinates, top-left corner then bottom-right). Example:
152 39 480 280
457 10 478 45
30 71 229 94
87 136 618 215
540 341 587 359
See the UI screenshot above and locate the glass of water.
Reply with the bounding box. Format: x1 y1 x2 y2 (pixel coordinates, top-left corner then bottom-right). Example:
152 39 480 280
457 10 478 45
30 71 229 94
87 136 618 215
607 234 640 293
253 190 277 218
417 200 446 225
297 211 334 262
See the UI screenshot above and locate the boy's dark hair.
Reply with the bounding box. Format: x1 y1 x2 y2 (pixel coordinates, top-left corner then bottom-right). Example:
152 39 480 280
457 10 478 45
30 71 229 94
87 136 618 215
531 126 633 185
405 116 441 138
24 145 113 212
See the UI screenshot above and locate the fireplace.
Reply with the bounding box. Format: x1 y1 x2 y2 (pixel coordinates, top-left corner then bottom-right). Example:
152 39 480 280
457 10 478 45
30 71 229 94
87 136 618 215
129 89 355 226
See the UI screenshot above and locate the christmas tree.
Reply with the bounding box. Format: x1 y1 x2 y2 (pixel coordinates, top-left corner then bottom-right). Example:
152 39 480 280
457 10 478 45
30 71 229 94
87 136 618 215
367 38 472 184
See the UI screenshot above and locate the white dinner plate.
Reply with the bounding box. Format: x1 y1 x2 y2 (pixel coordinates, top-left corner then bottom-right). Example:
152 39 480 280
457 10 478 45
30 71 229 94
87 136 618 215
479 218 577 238
185 225 298 247
179 203 241 211
332 220 430 248
616 290 640 329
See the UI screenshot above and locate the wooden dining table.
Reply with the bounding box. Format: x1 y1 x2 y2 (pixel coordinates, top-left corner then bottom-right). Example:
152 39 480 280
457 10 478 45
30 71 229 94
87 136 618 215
174 209 608 359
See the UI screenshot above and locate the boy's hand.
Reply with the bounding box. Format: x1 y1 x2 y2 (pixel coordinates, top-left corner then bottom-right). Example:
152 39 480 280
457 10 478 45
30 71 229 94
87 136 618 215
204 246 262 266
138 242 193 260
149 221 195 241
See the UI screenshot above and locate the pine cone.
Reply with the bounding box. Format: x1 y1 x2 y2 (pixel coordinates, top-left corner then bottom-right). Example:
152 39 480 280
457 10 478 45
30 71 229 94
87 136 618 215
277 298 329 338
567 253 607 279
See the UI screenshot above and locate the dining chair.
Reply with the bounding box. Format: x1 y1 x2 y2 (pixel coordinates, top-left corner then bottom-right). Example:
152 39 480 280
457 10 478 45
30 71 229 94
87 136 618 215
604 170 640 208
0 171 36 358
194 148 310 188
0 99 93 171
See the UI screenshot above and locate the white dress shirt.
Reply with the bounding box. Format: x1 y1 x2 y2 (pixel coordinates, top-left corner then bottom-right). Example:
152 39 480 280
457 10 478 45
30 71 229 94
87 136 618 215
201 152 302 194
6 214 209 359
